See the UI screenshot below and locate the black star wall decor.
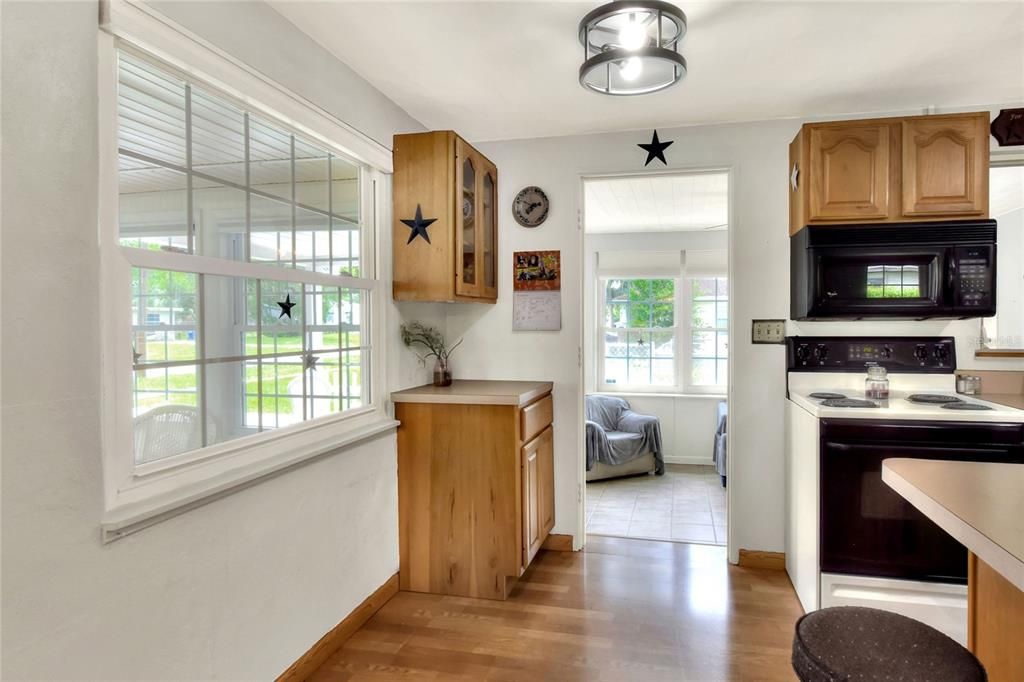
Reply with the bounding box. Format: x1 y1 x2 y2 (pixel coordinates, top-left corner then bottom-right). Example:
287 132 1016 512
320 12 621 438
277 293 296 320
638 130 674 166
401 204 437 244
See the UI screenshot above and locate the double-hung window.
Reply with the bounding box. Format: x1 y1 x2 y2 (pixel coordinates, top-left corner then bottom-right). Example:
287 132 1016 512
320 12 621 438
598 275 728 393
101 42 387 537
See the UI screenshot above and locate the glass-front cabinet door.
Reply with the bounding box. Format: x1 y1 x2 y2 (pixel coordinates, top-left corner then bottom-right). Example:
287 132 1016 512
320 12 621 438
482 167 497 298
455 139 478 297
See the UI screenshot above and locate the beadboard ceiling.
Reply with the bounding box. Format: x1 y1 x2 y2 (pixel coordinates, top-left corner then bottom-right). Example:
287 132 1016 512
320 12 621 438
584 171 729 233
270 1 1024 142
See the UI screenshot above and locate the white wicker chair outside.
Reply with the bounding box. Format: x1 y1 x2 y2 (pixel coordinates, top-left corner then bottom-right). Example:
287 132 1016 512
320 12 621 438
133 405 202 464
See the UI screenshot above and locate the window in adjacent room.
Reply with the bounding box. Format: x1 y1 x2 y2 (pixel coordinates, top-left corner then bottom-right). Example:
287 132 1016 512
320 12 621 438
601 278 677 387
687 276 728 389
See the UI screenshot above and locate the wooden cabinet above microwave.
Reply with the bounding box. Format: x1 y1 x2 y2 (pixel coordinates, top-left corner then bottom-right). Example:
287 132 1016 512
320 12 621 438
789 112 990 235
393 131 498 303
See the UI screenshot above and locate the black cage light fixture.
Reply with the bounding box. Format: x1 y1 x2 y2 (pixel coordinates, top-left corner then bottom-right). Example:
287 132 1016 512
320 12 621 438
578 0 687 96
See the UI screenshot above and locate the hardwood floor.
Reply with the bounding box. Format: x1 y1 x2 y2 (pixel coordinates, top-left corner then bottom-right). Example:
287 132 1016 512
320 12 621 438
311 536 804 681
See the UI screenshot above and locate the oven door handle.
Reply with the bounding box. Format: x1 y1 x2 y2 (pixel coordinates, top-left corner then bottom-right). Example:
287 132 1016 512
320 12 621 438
823 441 1019 459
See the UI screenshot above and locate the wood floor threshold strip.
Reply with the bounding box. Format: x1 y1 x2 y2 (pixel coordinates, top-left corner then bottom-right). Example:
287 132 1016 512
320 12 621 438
541 533 575 551
738 548 786 570
277 572 399 681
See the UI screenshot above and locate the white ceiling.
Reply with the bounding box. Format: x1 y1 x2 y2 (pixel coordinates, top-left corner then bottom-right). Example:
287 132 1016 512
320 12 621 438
584 171 729 233
270 1 1024 142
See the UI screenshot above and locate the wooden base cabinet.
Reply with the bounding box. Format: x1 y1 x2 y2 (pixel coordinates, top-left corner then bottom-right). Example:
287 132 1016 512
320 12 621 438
789 112 989 235
968 552 1024 682
392 131 498 303
394 381 554 600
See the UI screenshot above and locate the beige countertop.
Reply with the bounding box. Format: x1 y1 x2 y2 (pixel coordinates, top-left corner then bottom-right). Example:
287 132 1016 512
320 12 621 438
882 459 1024 591
391 380 553 407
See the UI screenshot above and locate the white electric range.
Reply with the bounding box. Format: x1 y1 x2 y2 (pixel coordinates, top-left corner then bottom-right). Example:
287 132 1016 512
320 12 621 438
784 336 1024 645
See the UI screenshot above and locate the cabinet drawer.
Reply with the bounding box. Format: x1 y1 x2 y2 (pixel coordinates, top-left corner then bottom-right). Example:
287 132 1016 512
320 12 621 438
520 394 553 442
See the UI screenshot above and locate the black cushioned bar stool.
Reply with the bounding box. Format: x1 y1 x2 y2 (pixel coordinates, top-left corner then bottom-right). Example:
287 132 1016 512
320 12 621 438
792 606 986 682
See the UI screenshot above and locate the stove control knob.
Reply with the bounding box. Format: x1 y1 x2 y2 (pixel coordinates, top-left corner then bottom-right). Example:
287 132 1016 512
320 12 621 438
934 345 950 362
914 345 928 362
795 345 810 362
880 346 893 359
814 344 829 362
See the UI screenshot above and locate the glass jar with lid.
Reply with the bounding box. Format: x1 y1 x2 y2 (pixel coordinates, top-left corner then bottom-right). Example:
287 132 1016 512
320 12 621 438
865 365 890 400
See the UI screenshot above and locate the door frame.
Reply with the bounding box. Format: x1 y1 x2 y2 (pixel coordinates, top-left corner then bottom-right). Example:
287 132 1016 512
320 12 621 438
575 165 736 562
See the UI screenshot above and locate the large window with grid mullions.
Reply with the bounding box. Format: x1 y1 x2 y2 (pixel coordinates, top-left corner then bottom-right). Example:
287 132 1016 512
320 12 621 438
118 50 374 466
599 276 728 392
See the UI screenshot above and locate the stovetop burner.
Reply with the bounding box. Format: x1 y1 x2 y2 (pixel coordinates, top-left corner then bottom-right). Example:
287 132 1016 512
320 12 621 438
941 402 994 411
810 392 847 400
821 398 879 408
906 394 963 405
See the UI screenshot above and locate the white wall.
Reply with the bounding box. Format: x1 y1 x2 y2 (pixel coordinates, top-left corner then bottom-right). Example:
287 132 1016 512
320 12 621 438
448 105 1024 560
583 230 728 467
0 2 428 679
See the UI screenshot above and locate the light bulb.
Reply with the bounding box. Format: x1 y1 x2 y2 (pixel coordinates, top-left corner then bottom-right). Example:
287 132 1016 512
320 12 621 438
618 19 648 50
619 57 643 81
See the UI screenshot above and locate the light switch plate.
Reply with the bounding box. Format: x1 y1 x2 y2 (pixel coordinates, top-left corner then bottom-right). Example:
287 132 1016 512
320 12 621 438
752 319 786 344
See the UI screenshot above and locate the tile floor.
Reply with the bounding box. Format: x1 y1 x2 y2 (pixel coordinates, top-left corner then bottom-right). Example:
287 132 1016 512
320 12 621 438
585 464 727 545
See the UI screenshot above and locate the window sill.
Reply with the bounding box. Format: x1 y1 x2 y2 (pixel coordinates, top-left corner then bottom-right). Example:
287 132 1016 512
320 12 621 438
592 390 727 400
100 413 398 543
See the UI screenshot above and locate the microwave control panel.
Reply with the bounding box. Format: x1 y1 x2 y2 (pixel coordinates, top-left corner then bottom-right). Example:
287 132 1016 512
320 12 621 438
954 246 994 309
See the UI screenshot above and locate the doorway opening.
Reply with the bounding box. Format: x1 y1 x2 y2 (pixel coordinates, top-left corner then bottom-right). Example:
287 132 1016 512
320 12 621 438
580 169 730 547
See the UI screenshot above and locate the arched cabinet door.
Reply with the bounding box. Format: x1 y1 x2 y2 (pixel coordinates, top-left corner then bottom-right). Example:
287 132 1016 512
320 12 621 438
481 168 498 300
902 115 989 217
455 139 478 298
808 123 893 222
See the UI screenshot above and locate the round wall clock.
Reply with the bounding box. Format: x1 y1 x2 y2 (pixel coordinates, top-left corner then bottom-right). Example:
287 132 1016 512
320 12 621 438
512 186 550 228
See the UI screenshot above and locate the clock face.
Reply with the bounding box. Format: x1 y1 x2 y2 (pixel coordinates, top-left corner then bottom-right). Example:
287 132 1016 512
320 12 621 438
512 186 550 228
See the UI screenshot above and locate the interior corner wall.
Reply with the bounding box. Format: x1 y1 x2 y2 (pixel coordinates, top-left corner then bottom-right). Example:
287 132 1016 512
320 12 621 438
0 2 427 679
456 104 1021 561
449 120 798 556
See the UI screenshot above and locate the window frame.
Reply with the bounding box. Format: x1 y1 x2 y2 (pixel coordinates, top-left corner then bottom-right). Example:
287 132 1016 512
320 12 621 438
596 274 728 395
97 10 395 541
682 276 729 394
596 276 684 394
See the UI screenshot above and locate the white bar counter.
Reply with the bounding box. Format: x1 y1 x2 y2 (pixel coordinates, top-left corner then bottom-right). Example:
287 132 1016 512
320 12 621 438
882 459 1024 591
883 458 1024 681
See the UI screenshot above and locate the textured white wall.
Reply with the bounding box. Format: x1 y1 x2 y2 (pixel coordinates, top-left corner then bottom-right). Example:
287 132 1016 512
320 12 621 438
0 2 426 678
455 107 1023 559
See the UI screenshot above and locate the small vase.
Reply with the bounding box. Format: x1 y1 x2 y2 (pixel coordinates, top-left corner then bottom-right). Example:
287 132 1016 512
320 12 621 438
433 357 453 387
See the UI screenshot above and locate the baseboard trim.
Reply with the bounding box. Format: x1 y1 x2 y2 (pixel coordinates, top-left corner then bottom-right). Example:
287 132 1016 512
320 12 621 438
738 549 786 571
277 572 399 681
662 456 716 466
542 533 575 551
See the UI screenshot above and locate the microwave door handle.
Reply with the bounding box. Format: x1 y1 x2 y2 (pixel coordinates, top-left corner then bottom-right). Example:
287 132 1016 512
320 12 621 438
946 249 957 300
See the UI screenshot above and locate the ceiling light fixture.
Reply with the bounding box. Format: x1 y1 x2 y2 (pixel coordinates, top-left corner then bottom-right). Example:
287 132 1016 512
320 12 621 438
578 1 687 96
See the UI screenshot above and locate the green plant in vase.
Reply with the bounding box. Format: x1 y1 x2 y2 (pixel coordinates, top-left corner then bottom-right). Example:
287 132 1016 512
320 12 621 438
400 322 463 387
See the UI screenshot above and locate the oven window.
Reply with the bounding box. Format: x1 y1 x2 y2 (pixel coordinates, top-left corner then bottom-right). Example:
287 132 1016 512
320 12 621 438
866 265 920 298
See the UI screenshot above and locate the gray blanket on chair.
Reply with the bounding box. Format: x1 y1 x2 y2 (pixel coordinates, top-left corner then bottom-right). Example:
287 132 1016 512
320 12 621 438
585 395 664 474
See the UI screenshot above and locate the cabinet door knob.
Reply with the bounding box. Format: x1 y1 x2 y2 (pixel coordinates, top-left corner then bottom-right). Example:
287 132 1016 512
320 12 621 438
790 163 800 191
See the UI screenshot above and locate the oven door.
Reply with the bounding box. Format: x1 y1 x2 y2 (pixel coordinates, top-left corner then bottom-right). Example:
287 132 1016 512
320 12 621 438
820 432 1024 583
807 246 949 318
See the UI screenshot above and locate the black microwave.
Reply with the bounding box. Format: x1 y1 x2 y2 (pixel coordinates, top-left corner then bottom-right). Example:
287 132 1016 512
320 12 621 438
791 220 997 320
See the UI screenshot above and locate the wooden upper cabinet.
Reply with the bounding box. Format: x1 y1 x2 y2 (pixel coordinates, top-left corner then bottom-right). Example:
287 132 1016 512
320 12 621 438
807 123 893 222
902 114 989 217
393 131 498 303
789 112 990 234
